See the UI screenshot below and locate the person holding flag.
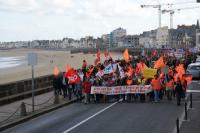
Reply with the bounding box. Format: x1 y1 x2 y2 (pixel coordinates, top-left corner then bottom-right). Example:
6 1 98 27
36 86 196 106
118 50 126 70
82 60 87 80
165 76 174 101
83 78 92 104
53 66 62 95
65 65 81 100
175 78 183 106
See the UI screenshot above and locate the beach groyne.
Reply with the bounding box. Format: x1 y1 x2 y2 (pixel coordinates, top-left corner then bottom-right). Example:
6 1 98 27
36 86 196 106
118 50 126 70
0 75 54 105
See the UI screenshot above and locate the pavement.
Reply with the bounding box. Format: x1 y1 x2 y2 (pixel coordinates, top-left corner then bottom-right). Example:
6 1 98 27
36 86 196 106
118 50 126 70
0 91 76 131
180 80 200 133
0 81 200 133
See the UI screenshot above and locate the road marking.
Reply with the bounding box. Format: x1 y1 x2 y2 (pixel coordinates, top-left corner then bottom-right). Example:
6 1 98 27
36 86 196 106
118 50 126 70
63 100 120 133
192 80 198 83
187 90 200 93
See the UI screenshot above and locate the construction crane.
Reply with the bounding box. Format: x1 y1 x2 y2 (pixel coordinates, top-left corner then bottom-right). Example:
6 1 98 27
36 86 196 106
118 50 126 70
141 4 162 28
162 6 200 29
141 1 197 28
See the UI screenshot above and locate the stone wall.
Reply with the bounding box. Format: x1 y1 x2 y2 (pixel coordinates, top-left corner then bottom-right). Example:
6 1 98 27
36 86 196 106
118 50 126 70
0 75 54 105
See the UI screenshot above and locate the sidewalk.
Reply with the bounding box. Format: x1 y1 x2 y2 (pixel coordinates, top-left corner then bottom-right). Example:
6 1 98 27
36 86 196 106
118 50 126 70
0 91 76 130
180 92 200 133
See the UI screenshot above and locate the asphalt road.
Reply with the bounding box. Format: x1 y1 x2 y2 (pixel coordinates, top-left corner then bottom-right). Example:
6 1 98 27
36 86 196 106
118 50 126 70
3 81 200 133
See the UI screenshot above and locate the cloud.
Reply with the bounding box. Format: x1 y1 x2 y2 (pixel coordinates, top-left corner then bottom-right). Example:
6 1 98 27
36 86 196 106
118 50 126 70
78 0 147 18
0 0 73 15
0 0 37 12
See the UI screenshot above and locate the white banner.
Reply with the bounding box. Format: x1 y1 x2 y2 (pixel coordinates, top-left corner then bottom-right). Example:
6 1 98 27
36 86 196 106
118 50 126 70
91 85 152 95
174 52 183 58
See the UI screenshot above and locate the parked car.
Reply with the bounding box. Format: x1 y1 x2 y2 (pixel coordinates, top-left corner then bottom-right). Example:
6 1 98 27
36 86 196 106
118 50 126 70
186 63 200 79
196 56 200 62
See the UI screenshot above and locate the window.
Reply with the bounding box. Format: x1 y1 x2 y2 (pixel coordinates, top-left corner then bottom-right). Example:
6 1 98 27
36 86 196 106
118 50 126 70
188 65 200 70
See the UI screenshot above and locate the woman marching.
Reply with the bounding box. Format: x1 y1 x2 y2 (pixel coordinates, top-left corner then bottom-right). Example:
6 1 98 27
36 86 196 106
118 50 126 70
165 76 174 101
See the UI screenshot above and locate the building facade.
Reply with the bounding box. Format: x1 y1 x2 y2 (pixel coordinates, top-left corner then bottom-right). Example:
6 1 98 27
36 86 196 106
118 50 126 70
110 27 126 47
156 26 169 48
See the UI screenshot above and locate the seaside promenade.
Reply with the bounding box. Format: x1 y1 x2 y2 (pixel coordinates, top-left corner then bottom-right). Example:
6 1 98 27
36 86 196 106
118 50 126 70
0 81 199 133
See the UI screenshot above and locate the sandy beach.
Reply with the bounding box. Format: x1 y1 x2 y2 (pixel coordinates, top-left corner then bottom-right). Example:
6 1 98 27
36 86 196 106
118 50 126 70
0 49 122 84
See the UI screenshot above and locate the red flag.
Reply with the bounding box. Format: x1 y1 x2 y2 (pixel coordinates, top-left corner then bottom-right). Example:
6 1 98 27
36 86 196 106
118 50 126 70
152 50 157 56
66 65 71 73
86 66 94 78
53 66 60 76
97 51 101 60
154 56 165 69
94 51 101 65
123 48 129 63
95 58 100 65
65 67 80 84
104 50 109 58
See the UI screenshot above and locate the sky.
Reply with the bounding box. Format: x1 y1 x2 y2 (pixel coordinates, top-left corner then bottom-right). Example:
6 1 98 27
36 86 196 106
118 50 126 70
0 0 200 42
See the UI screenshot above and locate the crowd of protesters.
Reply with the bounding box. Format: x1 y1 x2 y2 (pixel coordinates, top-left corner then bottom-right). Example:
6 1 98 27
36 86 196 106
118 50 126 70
53 49 198 106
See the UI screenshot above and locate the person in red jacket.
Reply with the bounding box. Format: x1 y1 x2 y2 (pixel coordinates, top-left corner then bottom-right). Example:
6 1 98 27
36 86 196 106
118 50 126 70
83 78 92 104
151 74 162 102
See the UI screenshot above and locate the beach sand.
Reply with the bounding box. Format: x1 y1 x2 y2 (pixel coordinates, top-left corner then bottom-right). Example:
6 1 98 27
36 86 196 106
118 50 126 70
0 49 122 84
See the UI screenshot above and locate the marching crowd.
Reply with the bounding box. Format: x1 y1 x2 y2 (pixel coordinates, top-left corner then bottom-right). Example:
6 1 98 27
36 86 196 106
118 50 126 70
53 49 197 106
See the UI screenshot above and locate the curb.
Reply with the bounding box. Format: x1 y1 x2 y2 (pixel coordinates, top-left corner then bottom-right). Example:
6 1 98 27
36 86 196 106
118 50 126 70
0 98 77 132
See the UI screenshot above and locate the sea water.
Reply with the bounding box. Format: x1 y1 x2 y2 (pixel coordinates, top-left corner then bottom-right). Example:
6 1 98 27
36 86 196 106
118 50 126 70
0 56 26 69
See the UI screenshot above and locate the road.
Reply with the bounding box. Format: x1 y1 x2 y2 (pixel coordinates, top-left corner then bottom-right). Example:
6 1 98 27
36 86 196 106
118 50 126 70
2 81 200 133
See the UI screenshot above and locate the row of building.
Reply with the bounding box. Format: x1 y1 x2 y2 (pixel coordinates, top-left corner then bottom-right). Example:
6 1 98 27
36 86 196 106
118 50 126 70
0 20 199 49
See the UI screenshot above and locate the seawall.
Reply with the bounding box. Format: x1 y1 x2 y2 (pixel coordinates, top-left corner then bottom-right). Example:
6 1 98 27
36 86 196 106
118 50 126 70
0 75 54 105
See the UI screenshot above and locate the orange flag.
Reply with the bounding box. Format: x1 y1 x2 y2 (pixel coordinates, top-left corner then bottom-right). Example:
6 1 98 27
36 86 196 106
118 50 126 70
123 48 129 63
174 73 179 82
126 79 133 85
159 72 164 79
154 56 165 69
138 62 147 72
175 64 185 79
175 64 185 75
184 75 193 85
53 66 60 76
127 65 133 77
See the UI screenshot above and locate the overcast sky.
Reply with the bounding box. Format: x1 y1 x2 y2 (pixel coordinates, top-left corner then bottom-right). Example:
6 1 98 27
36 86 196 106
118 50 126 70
0 0 200 42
